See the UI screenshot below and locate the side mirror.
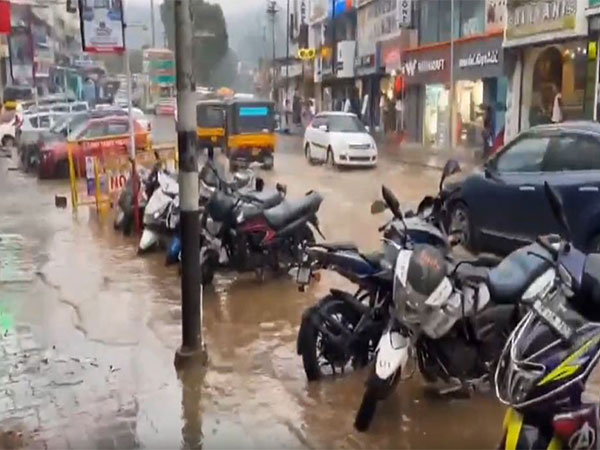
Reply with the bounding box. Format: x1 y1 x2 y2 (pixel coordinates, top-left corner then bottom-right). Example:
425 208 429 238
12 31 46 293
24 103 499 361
544 182 571 241
417 196 435 215
318 124 328 132
381 185 403 220
371 200 386 215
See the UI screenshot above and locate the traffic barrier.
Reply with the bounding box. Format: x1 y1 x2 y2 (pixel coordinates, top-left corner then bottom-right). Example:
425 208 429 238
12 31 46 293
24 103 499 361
67 141 178 213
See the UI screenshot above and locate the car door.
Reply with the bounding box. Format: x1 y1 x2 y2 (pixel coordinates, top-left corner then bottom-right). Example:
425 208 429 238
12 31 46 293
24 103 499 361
472 133 551 245
540 132 600 249
309 116 327 160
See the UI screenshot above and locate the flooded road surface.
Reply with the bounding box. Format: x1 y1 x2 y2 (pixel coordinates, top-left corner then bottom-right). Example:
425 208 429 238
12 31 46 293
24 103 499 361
0 137 504 449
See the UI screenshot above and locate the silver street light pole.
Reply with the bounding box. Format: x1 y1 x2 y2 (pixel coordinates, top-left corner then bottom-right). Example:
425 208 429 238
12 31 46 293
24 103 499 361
449 0 455 151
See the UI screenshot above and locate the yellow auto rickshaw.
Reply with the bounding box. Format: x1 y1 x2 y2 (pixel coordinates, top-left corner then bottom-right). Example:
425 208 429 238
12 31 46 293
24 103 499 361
225 99 276 171
196 99 226 150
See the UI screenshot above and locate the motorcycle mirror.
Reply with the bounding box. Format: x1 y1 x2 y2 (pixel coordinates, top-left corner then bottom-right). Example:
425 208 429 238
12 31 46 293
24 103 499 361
544 182 572 241
440 159 461 191
256 177 265 192
381 185 403 220
417 196 435 216
371 200 386 215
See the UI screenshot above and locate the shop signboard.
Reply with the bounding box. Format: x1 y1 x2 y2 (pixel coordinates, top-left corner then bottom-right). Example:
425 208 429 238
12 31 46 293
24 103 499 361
486 0 506 32
78 0 125 53
357 0 401 59
397 0 412 28
336 40 357 78
380 31 416 73
506 0 578 41
454 35 504 80
402 46 450 85
329 0 355 17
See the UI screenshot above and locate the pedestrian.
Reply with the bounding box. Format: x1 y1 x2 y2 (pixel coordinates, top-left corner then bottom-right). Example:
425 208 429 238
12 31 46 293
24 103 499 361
551 85 563 123
482 105 494 159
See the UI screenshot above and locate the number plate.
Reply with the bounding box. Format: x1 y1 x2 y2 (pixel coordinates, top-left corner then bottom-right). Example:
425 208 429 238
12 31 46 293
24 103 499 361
252 149 260 156
297 266 311 285
532 294 574 341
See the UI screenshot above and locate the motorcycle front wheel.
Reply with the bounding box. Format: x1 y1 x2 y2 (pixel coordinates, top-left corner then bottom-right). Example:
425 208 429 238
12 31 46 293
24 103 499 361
354 363 401 432
299 295 367 381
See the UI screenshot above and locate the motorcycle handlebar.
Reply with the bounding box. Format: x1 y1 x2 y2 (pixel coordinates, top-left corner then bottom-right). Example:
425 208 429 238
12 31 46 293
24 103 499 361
536 235 560 259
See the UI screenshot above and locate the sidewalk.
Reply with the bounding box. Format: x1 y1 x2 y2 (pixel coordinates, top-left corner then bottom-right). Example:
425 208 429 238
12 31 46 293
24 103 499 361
375 134 480 170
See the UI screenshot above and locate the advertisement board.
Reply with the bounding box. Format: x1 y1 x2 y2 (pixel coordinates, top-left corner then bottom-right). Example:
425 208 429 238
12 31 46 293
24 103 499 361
78 0 125 53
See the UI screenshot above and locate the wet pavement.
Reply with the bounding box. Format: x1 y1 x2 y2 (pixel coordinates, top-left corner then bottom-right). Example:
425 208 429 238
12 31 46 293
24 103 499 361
0 135 503 449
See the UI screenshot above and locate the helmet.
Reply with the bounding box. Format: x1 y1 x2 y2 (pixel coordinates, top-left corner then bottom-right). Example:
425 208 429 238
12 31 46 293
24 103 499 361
393 244 449 325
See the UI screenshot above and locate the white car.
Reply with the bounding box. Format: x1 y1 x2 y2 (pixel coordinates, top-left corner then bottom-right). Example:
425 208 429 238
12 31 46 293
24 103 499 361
303 112 377 167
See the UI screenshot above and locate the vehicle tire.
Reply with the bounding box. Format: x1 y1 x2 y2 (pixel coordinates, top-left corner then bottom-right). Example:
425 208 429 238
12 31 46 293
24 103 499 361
1 136 15 148
55 160 70 179
588 234 600 253
449 201 479 252
299 296 363 381
305 143 314 165
327 147 336 169
354 364 401 432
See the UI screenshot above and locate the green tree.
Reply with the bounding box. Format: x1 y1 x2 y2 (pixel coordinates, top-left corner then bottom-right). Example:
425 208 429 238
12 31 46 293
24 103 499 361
159 0 229 85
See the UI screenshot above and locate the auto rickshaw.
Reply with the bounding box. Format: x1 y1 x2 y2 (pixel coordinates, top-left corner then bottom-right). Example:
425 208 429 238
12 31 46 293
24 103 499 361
225 99 276 171
196 99 226 150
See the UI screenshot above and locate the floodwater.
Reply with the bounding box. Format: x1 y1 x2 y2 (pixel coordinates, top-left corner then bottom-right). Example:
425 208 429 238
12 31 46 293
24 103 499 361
0 136 504 449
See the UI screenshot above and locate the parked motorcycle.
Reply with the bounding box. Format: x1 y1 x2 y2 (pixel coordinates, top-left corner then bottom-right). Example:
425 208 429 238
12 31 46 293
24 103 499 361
495 183 600 450
295 160 462 382
199 166 323 285
353 186 557 431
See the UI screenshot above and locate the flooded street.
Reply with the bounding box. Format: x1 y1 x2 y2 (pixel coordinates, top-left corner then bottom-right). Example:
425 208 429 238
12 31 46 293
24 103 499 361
0 135 504 449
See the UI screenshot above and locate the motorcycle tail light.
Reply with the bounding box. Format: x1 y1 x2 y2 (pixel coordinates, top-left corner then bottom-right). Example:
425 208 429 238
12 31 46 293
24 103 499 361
552 407 595 443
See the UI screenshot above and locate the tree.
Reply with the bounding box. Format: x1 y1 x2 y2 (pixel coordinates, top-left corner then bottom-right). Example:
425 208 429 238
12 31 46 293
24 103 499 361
159 0 229 85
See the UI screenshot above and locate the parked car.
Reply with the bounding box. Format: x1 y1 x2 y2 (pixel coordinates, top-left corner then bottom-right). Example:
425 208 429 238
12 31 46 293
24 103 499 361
303 112 377 167
18 112 59 170
446 121 600 254
0 108 22 147
39 115 150 179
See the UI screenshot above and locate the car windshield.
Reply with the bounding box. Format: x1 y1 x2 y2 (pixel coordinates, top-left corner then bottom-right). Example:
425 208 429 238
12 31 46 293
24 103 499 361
51 113 88 134
197 105 224 128
327 115 365 133
67 120 91 141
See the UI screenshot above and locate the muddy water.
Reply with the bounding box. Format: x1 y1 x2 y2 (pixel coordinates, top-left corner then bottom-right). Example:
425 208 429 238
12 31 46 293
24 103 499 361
0 141 504 449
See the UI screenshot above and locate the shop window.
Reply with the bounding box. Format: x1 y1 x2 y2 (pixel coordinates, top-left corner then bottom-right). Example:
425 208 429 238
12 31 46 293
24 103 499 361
419 0 439 44
543 135 600 172
459 0 485 38
495 136 550 172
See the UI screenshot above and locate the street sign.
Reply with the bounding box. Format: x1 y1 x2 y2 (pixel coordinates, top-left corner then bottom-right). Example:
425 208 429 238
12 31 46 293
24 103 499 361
298 48 316 60
398 0 412 28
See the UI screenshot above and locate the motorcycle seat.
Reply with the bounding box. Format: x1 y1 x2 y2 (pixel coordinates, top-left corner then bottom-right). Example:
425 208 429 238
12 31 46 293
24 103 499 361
487 243 551 304
263 192 323 229
243 188 283 209
316 242 358 252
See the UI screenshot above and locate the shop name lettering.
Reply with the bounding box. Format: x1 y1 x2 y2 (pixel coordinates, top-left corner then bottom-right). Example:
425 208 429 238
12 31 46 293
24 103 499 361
458 50 499 68
509 0 576 27
403 58 445 76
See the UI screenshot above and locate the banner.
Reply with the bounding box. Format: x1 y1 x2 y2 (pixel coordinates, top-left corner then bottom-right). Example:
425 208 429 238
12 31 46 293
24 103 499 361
78 0 125 53
0 1 10 35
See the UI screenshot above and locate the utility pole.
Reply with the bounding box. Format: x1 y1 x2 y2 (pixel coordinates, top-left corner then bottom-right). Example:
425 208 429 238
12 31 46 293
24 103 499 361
150 0 156 48
449 0 455 151
174 0 204 368
266 1 279 100
285 0 290 110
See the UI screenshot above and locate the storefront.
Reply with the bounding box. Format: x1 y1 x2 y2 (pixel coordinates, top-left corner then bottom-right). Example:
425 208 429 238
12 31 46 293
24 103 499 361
504 0 590 140
401 33 505 148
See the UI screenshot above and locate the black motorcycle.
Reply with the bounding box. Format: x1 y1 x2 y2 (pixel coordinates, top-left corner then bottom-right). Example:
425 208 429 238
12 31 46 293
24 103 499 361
199 166 323 285
495 183 600 450
295 161 462 382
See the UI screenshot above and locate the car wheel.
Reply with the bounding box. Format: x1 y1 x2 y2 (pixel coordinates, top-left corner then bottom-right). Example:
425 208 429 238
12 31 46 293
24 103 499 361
449 201 478 251
1 136 15 148
327 147 336 169
305 143 314 165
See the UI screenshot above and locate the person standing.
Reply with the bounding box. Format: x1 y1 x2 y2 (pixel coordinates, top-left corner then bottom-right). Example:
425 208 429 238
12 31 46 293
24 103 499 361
551 86 563 123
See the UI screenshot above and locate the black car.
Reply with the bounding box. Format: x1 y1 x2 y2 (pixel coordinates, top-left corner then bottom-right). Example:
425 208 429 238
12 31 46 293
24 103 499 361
447 121 600 254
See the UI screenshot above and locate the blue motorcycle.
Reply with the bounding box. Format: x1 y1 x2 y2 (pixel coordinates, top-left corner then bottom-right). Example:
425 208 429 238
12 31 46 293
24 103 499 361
296 161 461 381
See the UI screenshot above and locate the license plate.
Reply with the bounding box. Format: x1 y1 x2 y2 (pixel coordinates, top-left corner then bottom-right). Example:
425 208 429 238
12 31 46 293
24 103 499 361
252 149 260 156
297 266 311 285
532 295 574 341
